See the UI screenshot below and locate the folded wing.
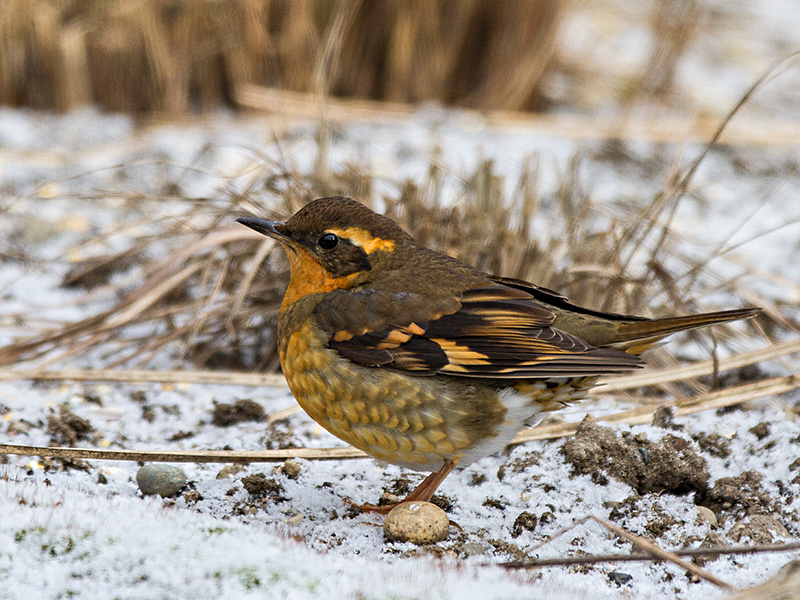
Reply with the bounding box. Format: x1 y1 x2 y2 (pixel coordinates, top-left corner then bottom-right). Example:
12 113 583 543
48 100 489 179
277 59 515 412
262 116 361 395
317 285 644 378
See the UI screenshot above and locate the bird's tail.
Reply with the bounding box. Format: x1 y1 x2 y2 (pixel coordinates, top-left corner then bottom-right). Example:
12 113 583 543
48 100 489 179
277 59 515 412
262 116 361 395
612 308 759 355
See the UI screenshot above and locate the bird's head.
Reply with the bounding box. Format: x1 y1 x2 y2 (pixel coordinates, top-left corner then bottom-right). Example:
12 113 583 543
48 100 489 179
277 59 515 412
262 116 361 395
237 197 414 304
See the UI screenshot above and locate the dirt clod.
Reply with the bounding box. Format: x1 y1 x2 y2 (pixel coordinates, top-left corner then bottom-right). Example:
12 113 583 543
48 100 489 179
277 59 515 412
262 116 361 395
562 416 709 495
749 422 771 440
496 451 541 481
698 471 779 520
511 511 538 538
46 406 96 445
728 514 789 544
693 432 732 458
212 399 265 426
241 473 286 500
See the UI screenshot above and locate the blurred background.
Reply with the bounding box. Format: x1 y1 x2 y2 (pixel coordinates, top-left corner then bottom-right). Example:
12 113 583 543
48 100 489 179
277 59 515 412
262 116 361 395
1 0 796 119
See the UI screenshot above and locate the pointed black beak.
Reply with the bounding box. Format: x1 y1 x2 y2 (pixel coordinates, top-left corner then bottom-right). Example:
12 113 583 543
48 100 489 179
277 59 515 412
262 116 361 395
236 217 289 241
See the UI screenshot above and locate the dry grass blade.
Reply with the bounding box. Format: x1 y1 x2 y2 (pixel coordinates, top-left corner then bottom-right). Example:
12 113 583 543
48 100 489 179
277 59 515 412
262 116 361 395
0 369 286 387
512 375 800 444
0 443 367 463
726 560 800 600
601 338 800 392
1 335 793 390
591 516 735 590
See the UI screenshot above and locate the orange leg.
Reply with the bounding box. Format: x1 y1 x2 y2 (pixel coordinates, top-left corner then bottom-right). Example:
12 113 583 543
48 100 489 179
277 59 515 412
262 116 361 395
350 458 460 514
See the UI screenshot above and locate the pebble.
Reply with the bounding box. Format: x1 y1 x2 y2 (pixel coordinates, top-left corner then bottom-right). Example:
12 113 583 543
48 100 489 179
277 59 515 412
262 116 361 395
696 505 718 528
282 459 302 479
136 465 187 497
608 572 633 586
383 501 449 544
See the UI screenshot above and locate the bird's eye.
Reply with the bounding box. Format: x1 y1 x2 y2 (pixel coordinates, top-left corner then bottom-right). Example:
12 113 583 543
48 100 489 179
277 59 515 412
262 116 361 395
318 232 339 250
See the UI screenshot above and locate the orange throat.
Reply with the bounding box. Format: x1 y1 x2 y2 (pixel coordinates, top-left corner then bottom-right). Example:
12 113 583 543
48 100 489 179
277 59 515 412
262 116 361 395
281 246 364 309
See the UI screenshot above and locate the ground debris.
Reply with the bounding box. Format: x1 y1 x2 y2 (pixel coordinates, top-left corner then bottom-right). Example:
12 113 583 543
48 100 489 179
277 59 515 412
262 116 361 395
698 471 779 521
46 405 97 446
561 416 709 495
211 399 265 426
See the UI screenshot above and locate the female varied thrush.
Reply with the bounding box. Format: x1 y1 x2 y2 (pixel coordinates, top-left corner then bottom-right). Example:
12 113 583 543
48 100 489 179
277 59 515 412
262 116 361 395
238 197 757 512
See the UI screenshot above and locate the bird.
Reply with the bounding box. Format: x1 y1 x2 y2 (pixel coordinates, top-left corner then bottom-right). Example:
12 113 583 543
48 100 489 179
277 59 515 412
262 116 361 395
237 197 758 512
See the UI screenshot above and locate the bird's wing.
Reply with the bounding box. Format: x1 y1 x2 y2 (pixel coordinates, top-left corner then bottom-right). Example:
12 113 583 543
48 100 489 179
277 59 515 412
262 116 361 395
315 285 644 378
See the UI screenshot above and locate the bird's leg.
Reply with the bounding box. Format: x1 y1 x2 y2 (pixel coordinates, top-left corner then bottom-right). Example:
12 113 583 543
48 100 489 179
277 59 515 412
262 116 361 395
402 457 460 502
349 458 460 514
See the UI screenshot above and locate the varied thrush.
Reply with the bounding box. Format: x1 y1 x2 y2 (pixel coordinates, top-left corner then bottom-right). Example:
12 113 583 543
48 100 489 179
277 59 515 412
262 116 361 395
238 197 758 512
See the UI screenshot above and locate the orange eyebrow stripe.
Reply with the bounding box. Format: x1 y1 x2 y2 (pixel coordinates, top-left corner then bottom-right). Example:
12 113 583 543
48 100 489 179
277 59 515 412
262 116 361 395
326 227 395 254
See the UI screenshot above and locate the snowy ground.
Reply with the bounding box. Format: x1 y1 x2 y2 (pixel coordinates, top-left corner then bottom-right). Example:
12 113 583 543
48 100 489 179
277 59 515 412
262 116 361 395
0 104 798 600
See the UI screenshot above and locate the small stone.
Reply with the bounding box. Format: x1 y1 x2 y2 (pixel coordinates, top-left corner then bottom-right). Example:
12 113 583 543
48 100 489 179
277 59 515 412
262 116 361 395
608 572 633 586
384 501 449 545
282 459 302 479
216 464 246 479
696 506 718 528
136 465 186 497
729 514 788 544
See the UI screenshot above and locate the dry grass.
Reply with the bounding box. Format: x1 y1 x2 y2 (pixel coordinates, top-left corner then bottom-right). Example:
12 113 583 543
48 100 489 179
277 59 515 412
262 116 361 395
0 0 560 113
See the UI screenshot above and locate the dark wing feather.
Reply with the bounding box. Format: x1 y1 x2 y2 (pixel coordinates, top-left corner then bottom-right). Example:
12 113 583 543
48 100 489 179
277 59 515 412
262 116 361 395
320 285 644 379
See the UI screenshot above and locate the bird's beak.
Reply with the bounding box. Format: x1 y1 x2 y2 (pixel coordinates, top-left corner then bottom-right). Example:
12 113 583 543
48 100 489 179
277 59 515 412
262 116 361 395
236 217 291 242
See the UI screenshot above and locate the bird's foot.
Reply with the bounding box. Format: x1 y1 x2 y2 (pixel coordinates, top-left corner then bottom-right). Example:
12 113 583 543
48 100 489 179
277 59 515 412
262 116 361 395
345 457 460 514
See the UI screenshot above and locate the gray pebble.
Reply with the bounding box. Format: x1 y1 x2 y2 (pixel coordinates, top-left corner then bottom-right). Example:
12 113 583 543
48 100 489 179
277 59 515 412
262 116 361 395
136 465 187 497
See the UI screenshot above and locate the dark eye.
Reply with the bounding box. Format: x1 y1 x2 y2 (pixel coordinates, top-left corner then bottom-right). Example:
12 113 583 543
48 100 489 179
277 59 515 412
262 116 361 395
318 232 339 250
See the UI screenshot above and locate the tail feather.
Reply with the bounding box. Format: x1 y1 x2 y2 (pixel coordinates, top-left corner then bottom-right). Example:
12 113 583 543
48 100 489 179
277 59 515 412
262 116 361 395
612 307 759 350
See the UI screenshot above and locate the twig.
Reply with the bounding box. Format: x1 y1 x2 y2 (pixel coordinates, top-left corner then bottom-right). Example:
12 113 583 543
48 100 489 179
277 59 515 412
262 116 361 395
235 85 800 146
501 541 800 569
590 516 735 590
